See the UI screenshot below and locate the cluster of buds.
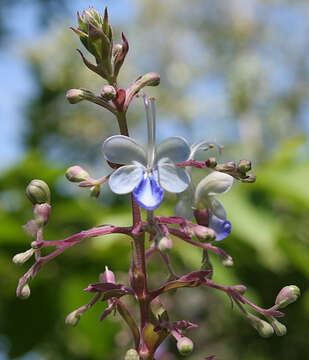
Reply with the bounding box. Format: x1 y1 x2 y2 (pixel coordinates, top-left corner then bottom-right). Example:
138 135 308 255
71 7 128 84
13 180 51 298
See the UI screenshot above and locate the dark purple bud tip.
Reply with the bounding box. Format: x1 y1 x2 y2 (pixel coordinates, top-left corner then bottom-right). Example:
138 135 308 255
205 157 217 168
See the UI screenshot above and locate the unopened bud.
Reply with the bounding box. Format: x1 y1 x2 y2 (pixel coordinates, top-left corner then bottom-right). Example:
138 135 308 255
66 89 86 104
177 337 194 356
238 159 252 173
34 203 51 227
205 157 217 168
157 236 173 252
241 173 257 183
193 225 216 242
220 255 234 267
26 179 50 204
65 165 90 182
275 285 300 308
65 306 88 327
124 349 139 360
90 184 101 198
247 313 274 338
265 315 287 336
13 249 34 265
19 284 31 299
222 161 236 171
233 285 247 295
100 85 117 100
113 44 123 56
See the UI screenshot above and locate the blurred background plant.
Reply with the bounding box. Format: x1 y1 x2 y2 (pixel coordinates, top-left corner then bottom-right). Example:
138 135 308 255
0 0 308 359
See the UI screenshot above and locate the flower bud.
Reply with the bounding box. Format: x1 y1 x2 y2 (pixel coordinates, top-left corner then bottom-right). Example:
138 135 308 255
241 173 257 183
233 285 247 295
65 165 90 183
275 285 300 308
220 255 234 267
65 306 88 327
90 185 101 198
265 315 287 336
13 249 34 265
238 159 252 173
177 337 194 356
100 85 117 100
247 313 274 338
193 225 216 242
66 89 85 104
18 284 31 299
113 44 123 56
34 203 51 227
157 236 173 252
124 349 139 360
26 179 50 205
222 161 236 171
205 157 217 168
255 320 274 338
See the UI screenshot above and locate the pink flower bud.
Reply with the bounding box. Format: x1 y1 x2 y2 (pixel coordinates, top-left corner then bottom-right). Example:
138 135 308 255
177 337 194 355
275 285 300 308
34 203 51 227
65 165 90 182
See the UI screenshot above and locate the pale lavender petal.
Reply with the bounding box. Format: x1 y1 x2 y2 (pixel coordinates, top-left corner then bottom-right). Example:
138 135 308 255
156 136 191 163
209 213 232 241
109 165 144 194
103 135 147 165
133 173 164 210
158 161 191 193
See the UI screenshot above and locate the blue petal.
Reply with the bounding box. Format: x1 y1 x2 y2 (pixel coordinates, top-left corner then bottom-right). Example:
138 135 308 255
209 213 232 241
133 172 164 210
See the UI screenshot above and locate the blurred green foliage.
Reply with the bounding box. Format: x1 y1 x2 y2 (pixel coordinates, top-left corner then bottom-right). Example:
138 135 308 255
1 1 309 359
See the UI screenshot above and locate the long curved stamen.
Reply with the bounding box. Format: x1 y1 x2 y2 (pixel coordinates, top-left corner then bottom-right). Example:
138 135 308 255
150 98 156 167
143 95 154 167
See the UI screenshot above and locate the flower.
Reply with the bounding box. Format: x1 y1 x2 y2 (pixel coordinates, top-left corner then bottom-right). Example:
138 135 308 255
103 96 191 210
175 167 233 241
195 171 233 219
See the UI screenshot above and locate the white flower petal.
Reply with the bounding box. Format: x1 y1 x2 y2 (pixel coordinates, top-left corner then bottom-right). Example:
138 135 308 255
103 135 147 166
109 165 144 194
204 196 226 219
195 171 233 200
156 136 191 163
158 162 191 193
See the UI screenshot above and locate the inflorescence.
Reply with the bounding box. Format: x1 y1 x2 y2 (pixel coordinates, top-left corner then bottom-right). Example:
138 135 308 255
14 7 300 360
